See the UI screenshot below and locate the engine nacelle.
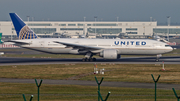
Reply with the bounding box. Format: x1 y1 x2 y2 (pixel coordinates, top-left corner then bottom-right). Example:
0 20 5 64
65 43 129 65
100 49 121 59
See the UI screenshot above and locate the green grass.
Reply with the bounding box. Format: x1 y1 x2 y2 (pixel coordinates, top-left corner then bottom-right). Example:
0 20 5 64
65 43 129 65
1 64 180 84
0 64 180 100
0 82 179 101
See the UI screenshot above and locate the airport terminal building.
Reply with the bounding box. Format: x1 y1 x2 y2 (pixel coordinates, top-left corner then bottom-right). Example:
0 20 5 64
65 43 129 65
1 21 180 39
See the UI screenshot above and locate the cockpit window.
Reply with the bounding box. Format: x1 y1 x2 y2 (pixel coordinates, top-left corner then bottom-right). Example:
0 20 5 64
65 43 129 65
160 40 165 42
165 45 170 47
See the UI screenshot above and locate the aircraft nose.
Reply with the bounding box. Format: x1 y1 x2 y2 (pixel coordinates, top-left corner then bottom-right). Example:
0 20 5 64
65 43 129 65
170 46 173 51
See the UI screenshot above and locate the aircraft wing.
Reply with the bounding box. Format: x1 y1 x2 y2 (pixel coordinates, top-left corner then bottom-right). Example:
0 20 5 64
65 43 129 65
6 40 30 45
53 41 102 50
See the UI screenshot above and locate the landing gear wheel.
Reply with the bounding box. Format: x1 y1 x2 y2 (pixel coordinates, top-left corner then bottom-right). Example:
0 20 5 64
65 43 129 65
82 58 86 62
93 58 96 61
82 58 89 62
89 58 93 62
85 58 89 62
82 58 96 62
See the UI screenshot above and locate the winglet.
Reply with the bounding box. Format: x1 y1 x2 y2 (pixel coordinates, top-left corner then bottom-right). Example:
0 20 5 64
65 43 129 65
9 13 38 39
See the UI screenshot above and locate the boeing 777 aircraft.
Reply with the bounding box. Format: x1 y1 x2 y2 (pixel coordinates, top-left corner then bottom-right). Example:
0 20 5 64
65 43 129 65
8 13 173 61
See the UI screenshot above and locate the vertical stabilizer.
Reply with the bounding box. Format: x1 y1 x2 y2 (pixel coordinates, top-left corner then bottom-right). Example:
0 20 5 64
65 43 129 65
0 33 2 43
9 13 38 39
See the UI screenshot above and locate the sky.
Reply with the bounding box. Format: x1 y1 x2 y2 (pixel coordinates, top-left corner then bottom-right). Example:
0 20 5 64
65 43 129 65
0 0 180 24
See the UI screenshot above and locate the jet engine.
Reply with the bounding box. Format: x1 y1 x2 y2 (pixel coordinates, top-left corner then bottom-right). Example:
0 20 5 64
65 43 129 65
100 49 121 59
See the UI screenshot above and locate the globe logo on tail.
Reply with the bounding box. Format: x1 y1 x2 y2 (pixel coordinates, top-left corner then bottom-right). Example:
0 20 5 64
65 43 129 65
19 25 38 39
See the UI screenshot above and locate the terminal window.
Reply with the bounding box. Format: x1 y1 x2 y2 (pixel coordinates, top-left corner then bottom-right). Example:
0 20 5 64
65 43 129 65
28 23 52 26
78 24 84 26
31 28 56 34
93 23 117 26
126 28 137 31
60 28 83 30
126 32 138 34
59 24 66 26
153 28 180 34
88 28 122 34
68 24 76 26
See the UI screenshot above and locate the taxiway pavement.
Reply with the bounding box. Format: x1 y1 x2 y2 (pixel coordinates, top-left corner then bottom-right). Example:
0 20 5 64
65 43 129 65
1 56 180 66
0 78 179 90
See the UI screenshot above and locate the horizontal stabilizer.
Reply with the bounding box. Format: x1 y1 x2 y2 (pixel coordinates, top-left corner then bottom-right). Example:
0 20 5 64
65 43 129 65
6 40 30 45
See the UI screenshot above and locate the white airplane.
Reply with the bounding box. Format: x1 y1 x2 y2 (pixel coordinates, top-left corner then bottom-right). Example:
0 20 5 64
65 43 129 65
8 13 173 61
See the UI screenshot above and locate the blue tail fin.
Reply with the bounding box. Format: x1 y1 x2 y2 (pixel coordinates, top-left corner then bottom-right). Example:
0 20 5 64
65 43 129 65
9 13 38 39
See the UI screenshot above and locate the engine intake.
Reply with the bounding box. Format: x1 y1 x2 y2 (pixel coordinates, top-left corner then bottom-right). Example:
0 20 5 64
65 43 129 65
100 49 120 59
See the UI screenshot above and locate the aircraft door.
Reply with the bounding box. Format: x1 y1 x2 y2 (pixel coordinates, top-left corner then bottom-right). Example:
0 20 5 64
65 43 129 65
153 43 157 49
39 41 44 47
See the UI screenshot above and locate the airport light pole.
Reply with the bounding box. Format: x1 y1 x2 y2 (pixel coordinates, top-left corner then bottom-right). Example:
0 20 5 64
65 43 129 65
11 31 13 40
150 17 152 22
167 16 171 42
27 16 30 22
117 17 119 22
84 17 86 35
11 23 14 40
84 17 86 22
94 16 97 34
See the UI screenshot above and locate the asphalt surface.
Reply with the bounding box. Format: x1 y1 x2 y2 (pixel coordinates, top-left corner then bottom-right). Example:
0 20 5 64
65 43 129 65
1 56 180 66
0 78 180 90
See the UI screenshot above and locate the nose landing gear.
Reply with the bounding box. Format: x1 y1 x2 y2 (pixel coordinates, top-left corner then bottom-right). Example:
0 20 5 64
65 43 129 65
156 54 162 62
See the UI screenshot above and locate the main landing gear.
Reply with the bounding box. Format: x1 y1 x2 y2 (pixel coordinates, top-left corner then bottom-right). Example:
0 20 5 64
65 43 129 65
82 52 96 62
82 57 96 62
156 54 162 62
